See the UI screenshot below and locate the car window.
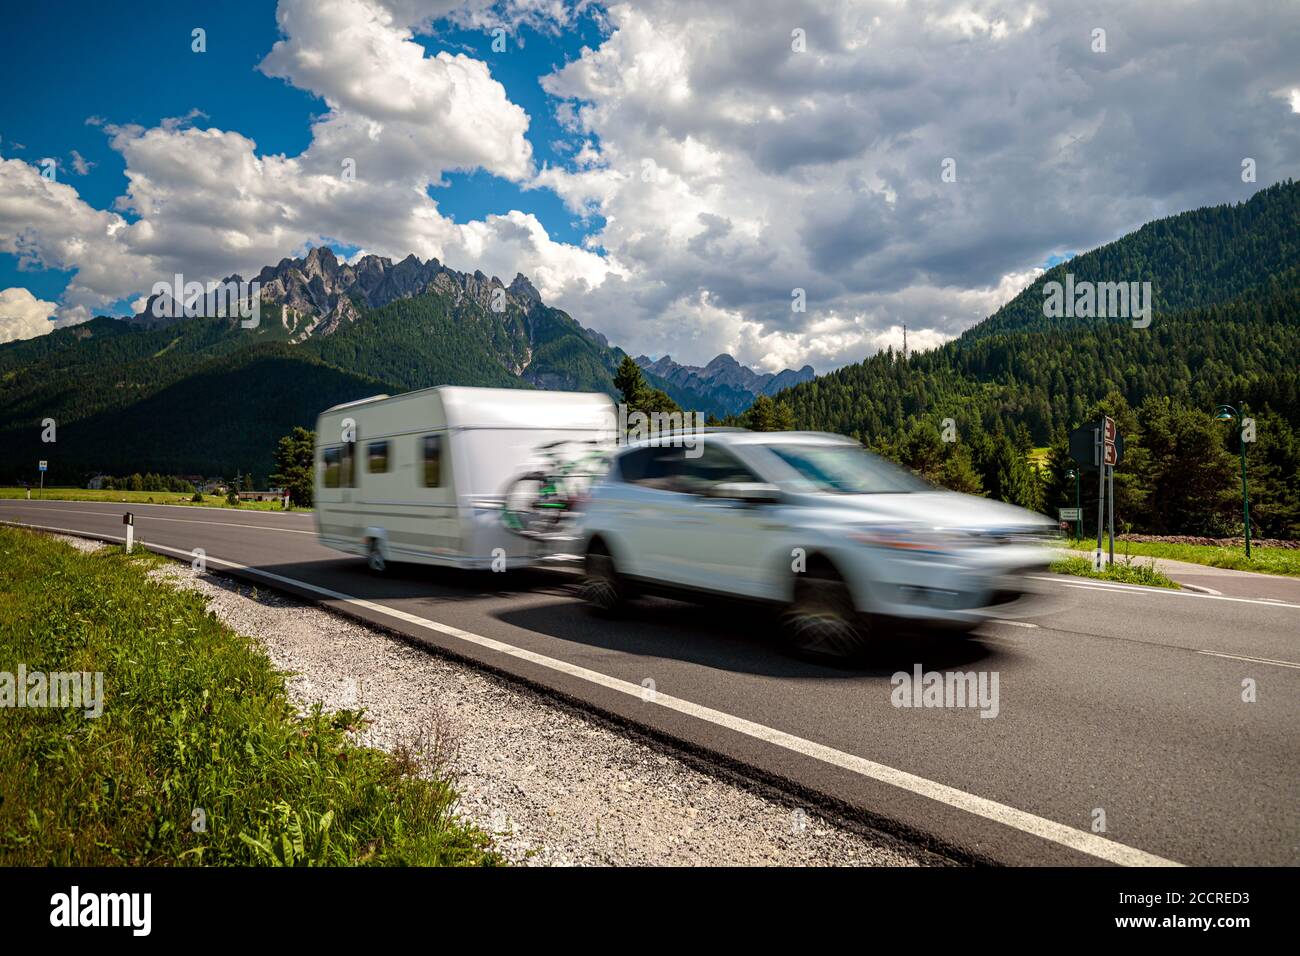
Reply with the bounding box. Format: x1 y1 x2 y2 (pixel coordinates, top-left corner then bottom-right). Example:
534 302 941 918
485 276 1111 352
368 440 389 474
766 443 931 494
617 445 686 492
675 445 758 496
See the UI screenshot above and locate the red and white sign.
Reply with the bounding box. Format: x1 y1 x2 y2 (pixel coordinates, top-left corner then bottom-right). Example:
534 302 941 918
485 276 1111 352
1101 415 1117 466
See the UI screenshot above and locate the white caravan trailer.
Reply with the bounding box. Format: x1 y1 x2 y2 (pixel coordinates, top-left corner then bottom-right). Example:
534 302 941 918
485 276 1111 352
313 386 615 571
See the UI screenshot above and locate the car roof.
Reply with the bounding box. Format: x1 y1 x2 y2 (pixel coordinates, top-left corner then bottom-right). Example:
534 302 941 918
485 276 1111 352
615 429 854 454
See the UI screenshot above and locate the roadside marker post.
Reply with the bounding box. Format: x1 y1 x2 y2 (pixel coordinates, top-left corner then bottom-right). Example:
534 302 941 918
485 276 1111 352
123 512 134 553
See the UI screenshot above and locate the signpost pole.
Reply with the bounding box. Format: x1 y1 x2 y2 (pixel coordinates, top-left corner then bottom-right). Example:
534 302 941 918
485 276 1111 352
1107 465 1115 566
1095 428 1105 568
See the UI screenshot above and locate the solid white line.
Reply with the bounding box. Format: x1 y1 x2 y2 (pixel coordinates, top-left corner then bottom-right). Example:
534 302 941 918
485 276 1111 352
1036 575 1300 610
1197 650 1300 670
0 506 315 535
5 517 1184 866
990 619 1039 628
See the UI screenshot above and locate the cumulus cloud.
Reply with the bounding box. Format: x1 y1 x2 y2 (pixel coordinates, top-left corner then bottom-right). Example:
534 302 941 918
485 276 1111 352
260 0 534 184
0 0 1296 373
0 287 76 343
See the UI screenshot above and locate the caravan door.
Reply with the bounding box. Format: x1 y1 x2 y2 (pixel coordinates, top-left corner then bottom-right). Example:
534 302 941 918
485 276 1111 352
316 434 358 549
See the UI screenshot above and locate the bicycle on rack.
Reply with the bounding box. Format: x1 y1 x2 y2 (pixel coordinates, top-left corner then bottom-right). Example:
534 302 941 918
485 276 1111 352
501 439 611 539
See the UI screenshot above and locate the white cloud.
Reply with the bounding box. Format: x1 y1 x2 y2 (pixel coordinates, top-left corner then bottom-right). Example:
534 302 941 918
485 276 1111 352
260 0 534 184
0 287 75 343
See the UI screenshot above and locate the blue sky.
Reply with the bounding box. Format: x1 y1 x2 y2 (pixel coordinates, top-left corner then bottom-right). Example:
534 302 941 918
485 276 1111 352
0 1 605 305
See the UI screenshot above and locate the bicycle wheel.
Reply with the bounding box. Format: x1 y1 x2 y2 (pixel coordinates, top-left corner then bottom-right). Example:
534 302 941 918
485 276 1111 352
502 473 567 537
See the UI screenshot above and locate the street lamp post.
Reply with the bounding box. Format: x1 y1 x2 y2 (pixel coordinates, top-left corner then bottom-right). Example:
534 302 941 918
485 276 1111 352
1214 404 1251 559
1066 467 1080 541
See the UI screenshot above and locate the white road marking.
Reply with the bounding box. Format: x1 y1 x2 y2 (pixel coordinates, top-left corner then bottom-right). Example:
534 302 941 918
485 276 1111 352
1197 650 1300 670
0 506 315 535
990 619 1039 628
1036 575 1300 610
4 518 1182 867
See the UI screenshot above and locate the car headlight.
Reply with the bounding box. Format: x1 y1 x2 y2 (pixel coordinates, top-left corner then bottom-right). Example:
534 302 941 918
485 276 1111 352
847 525 968 553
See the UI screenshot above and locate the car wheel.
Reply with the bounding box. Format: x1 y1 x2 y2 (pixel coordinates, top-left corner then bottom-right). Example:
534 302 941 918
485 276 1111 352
784 567 872 660
367 538 387 574
580 541 626 614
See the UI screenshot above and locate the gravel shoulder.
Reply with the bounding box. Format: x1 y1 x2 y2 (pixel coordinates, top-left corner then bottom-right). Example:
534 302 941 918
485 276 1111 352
52 533 940 866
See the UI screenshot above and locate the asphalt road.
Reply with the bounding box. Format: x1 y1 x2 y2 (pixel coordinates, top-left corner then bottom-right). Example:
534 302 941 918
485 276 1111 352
3 498 1297 867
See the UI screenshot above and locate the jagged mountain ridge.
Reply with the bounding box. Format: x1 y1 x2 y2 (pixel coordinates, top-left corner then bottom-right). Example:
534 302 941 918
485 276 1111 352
133 246 809 410
637 353 816 416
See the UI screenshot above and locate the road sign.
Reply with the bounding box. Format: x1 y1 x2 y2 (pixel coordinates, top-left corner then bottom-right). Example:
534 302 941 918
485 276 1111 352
38 460 47 472
1101 415 1117 466
1069 421 1123 469
1059 508 1081 521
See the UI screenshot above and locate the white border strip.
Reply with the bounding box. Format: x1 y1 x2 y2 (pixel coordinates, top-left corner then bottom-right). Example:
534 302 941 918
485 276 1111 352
1035 575 1300 610
3 518 1184 867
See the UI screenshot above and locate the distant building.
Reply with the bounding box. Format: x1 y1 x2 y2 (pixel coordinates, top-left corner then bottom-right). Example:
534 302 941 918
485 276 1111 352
200 480 229 495
237 490 281 502
86 474 111 490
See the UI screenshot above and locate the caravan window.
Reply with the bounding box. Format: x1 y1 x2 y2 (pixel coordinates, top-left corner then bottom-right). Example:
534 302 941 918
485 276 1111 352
422 434 443 487
341 438 356 488
368 440 389 474
323 447 342 488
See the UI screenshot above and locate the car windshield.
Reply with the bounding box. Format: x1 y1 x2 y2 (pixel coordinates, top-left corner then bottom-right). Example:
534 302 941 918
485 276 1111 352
765 443 932 494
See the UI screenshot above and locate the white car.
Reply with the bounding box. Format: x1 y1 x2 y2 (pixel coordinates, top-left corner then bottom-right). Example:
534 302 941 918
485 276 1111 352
577 430 1057 658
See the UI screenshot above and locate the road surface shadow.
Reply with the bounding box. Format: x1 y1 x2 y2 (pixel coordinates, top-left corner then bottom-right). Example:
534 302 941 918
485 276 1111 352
230 557 576 603
496 596 1007 679
210 553 1011 679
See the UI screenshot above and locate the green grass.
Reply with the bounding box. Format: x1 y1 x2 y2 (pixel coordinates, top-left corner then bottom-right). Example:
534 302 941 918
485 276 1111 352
1050 554 1181 589
0 487 308 512
1065 537 1300 579
0 527 499 866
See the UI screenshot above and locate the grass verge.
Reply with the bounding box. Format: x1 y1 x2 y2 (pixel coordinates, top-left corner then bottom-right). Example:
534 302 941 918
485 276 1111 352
1065 537 1300 579
1050 554 1181 589
0 526 499 866
0 487 308 512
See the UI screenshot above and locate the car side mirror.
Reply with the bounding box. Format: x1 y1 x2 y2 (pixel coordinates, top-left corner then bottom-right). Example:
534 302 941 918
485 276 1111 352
709 482 782 504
